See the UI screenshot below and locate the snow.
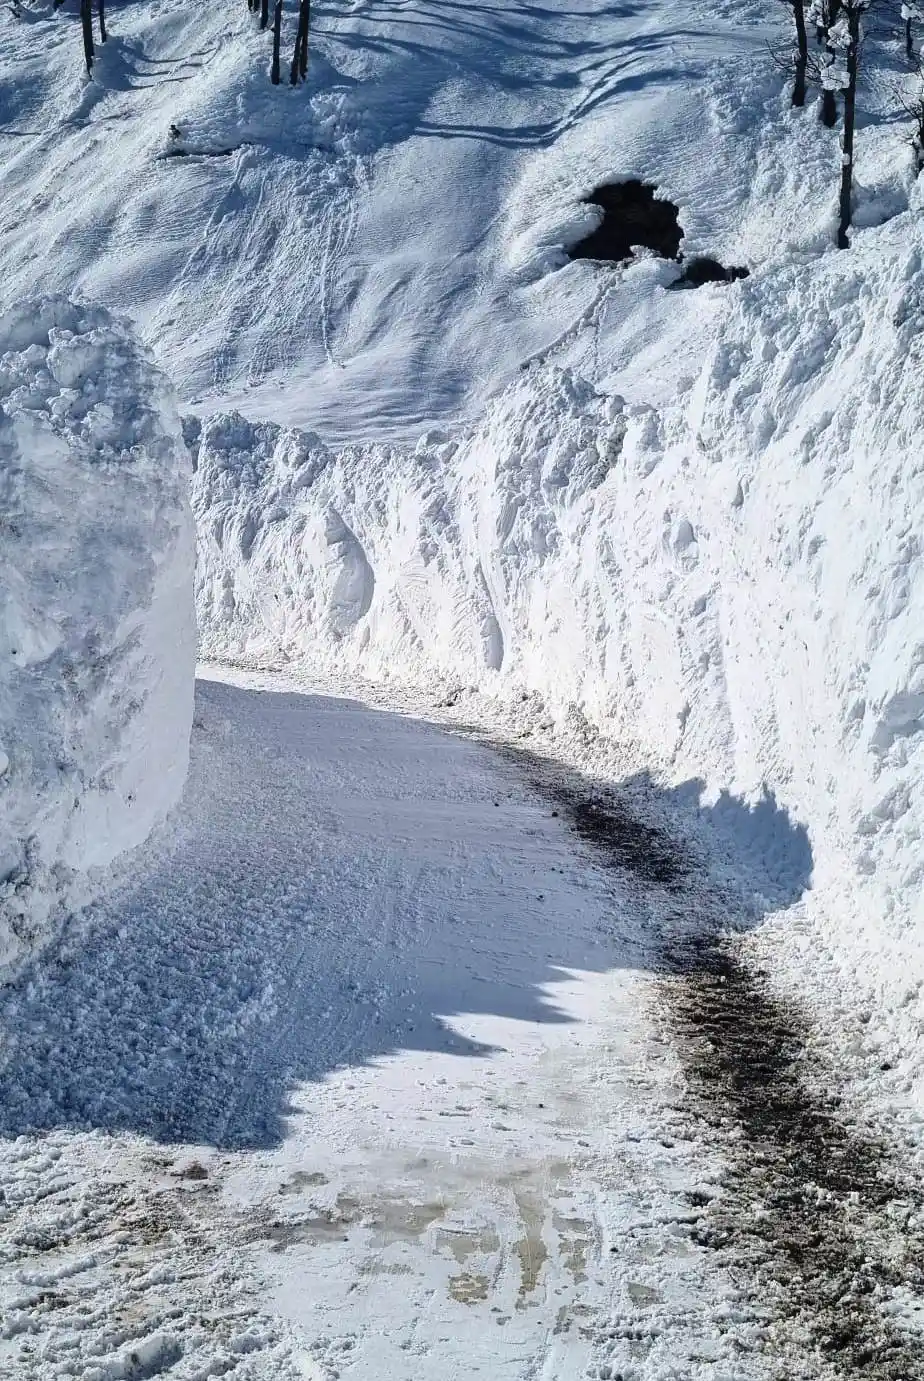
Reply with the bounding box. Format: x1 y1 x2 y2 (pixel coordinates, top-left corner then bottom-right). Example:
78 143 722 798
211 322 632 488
0 0 802 440
4 0 924 1371
0 671 784 1380
191 220 924 1071
0 297 196 976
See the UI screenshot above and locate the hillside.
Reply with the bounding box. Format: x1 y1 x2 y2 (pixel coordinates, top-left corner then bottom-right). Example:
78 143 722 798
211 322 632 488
5 0 911 438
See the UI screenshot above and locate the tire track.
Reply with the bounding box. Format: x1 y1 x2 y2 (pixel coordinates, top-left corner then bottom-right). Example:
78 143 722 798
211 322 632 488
495 744 924 1377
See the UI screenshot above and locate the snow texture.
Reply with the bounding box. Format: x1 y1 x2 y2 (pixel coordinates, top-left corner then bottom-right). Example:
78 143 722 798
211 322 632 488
0 672 792 1381
2 0 922 1079
0 298 196 976
193 208 924 1062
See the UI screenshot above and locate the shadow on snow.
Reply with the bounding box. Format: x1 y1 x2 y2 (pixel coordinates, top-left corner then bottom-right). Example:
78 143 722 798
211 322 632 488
0 679 812 1151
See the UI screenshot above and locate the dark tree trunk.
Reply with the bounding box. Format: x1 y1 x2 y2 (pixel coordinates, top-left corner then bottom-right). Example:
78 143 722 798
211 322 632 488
792 0 808 106
260 0 269 31
837 4 861 248
271 0 283 83
299 0 310 77
290 0 309 84
821 0 841 127
81 0 95 71
907 16 915 60
98 0 107 44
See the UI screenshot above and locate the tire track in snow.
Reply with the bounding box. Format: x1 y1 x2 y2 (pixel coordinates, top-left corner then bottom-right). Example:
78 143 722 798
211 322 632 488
490 743 924 1377
662 941 924 1379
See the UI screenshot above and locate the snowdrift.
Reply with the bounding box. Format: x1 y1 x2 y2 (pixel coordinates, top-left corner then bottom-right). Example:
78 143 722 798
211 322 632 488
0 298 196 976
194 210 924 1018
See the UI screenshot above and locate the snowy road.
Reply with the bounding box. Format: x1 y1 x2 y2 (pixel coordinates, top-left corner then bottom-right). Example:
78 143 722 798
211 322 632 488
0 672 746 1379
2 672 923 1379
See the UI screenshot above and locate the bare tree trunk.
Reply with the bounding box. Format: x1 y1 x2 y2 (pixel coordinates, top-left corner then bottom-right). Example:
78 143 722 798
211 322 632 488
908 15 915 60
290 0 309 84
837 4 861 248
260 0 269 31
299 0 310 77
271 0 283 83
81 0 95 72
821 0 841 126
793 0 808 105
98 0 107 44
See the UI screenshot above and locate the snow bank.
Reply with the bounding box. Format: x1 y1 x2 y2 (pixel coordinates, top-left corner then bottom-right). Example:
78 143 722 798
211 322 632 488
0 298 196 975
193 213 924 1024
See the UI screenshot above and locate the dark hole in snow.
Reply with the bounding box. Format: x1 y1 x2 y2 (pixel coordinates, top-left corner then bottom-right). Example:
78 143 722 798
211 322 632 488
669 256 750 290
567 180 749 288
160 146 237 159
568 179 684 263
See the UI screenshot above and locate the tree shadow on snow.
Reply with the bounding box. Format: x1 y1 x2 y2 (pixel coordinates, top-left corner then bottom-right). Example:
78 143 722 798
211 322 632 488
0 680 812 1151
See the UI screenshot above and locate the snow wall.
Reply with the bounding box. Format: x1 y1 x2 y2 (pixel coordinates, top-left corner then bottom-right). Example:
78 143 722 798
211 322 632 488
193 226 924 1010
0 299 196 976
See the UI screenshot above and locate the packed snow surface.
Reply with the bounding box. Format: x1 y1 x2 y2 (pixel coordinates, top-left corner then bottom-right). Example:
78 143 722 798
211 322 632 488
0 671 809 1380
0 298 196 975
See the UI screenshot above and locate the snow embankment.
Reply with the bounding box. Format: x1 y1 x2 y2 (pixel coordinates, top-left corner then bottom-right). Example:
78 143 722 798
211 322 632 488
193 217 924 1011
0 299 196 976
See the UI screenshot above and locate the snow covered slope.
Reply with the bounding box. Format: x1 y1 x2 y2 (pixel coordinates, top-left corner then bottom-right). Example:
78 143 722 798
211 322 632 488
0 0 867 442
0 298 195 975
192 197 924 1062
6 0 924 1071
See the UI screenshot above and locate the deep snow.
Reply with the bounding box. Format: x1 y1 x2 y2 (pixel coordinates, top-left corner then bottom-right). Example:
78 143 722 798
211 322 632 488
3 0 918 1110
192 258 924 1101
0 0 883 440
0 298 195 976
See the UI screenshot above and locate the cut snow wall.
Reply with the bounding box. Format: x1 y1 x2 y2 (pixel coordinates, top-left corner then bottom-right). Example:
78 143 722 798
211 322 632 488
0 298 196 976
193 230 924 1004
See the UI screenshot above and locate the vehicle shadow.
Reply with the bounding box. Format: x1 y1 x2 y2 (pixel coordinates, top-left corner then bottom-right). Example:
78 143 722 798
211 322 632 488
0 679 812 1151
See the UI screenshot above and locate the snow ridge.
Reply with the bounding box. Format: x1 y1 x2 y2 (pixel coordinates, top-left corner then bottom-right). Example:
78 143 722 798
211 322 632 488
0 298 196 975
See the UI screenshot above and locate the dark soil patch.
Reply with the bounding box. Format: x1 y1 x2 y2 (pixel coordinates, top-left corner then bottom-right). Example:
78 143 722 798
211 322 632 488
661 937 924 1378
565 797 686 890
487 745 924 1377
568 179 684 263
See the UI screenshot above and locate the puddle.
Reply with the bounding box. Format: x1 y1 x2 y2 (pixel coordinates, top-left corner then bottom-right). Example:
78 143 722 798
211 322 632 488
513 1188 549 1307
448 1271 490 1304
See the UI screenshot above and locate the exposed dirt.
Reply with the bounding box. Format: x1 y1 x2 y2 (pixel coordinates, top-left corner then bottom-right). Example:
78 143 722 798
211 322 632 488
500 744 924 1377
664 938 924 1378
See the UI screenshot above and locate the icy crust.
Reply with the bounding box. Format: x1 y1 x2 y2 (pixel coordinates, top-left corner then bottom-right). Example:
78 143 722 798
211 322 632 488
0 298 196 975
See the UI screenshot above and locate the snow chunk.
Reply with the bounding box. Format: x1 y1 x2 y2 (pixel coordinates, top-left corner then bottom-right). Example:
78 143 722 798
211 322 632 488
0 298 196 976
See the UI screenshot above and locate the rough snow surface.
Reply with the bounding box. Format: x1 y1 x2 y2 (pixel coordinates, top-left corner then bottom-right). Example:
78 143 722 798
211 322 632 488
0 297 196 976
0 0 819 441
0 673 787 1380
193 206 924 1092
